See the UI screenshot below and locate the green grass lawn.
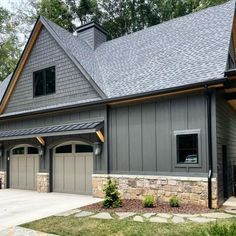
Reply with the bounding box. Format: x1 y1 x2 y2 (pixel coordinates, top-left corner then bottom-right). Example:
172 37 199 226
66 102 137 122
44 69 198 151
22 216 236 236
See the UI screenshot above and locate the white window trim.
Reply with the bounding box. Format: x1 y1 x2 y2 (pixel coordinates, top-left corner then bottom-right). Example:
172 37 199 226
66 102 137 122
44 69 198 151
173 129 202 168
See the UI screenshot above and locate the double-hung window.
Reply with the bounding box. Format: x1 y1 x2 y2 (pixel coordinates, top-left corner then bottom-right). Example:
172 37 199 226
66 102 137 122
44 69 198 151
33 66 55 97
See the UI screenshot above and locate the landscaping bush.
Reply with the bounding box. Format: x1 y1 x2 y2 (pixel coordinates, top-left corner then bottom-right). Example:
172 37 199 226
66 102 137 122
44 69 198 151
143 195 155 208
102 179 122 208
169 195 180 207
205 222 236 236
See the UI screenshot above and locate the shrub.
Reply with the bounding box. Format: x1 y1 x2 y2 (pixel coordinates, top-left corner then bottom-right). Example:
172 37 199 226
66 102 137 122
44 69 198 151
169 195 180 207
143 195 155 208
102 179 122 208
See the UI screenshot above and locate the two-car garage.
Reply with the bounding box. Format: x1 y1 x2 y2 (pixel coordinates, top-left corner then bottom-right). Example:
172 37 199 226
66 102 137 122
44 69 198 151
9 142 94 194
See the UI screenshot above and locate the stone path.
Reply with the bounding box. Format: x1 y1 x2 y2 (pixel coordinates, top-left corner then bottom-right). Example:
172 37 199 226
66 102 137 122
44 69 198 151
52 208 236 224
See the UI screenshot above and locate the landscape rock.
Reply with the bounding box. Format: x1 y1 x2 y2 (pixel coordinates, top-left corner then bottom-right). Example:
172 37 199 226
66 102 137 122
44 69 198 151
90 212 113 219
116 212 136 219
172 216 185 224
150 217 168 223
75 211 94 218
143 213 156 218
188 217 216 223
133 216 144 222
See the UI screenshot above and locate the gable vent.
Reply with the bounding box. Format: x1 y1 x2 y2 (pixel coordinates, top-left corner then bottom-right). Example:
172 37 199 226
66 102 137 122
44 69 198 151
75 22 107 50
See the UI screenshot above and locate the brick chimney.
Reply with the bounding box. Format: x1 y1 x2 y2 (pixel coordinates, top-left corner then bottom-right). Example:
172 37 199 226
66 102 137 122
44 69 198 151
75 22 107 50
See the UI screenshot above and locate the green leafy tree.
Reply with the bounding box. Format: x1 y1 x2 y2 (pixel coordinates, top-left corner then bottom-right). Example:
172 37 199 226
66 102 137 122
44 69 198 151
0 7 20 81
36 0 75 32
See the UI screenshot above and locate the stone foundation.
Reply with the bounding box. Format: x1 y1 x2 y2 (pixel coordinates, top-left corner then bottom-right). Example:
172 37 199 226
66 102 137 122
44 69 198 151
37 173 49 192
92 174 218 208
0 171 6 189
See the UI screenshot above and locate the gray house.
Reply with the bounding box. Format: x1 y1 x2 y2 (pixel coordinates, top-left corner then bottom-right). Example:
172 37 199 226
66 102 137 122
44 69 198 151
0 1 236 209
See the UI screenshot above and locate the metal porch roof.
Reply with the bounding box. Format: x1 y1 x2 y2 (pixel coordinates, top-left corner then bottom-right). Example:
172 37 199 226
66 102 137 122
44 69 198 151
0 121 103 140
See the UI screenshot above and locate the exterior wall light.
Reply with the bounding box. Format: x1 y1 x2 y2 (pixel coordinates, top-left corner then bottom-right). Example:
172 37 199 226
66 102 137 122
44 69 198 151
38 146 44 158
94 142 102 156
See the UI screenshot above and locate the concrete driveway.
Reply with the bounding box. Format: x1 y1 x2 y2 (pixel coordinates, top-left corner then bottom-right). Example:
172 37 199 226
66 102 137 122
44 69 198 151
0 189 101 230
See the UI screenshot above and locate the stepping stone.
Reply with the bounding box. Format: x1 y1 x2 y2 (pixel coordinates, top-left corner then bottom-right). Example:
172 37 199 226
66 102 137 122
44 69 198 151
143 213 156 218
91 212 112 219
116 212 136 219
174 214 199 218
201 212 235 219
75 211 94 218
54 209 81 216
172 216 185 224
158 213 172 219
188 217 216 223
150 217 168 223
133 215 143 222
225 208 236 214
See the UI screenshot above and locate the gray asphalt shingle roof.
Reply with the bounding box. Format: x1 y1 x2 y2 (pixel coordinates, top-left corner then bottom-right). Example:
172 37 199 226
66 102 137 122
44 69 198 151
44 0 235 98
0 73 12 104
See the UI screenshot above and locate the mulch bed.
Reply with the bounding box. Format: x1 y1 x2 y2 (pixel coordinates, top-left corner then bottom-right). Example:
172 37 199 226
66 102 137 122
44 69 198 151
80 199 212 214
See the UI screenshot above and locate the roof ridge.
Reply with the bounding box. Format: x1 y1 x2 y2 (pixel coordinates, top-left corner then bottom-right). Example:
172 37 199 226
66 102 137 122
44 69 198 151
96 0 234 48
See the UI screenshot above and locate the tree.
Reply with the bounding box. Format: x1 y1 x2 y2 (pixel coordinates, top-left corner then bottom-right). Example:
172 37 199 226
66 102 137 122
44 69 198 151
0 7 21 81
66 0 101 25
36 0 75 32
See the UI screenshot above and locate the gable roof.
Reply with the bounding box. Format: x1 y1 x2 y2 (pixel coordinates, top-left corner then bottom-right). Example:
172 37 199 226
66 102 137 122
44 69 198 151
94 1 235 97
44 0 235 98
0 1 235 115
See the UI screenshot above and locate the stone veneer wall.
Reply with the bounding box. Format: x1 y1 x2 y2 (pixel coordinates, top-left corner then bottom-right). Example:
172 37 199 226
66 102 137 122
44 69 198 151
37 173 49 192
92 174 218 208
0 171 6 189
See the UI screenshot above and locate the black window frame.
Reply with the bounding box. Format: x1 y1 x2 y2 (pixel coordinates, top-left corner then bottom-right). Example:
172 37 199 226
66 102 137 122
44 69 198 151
55 145 72 154
12 147 25 155
174 129 201 168
33 66 56 97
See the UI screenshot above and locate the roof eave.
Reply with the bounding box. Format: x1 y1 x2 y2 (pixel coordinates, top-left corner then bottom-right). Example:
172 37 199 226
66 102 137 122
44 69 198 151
0 77 227 120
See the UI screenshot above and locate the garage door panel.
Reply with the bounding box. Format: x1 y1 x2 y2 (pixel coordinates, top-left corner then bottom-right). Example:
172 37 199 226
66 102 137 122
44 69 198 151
10 152 39 191
53 155 64 192
53 144 93 195
26 155 38 190
64 155 75 193
10 156 19 188
18 156 27 189
85 155 93 194
75 155 86 194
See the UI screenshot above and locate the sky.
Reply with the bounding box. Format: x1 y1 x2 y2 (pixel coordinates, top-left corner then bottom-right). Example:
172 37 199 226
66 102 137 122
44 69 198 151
0 0 15 10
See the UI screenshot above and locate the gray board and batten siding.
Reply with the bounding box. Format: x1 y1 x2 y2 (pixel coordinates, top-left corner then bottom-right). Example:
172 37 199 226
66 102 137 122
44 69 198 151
215 92 236 203
108 92 213 176
4 26 101 115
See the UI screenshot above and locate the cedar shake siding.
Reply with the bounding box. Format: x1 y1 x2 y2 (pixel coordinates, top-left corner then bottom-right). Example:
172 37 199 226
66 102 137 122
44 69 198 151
4 27 100 115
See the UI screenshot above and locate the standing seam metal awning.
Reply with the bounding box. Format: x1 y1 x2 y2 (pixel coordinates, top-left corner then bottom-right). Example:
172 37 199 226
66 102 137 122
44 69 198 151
0 121 104 141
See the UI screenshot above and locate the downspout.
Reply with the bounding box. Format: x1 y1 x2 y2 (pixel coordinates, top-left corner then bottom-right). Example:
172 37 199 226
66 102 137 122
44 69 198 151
106 105 110 175
206 87 213 209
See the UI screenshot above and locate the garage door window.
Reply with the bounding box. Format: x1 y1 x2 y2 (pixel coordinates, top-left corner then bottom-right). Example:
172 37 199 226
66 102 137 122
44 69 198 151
28 147 39 154
56 145 72 153
12 147 24 155
75 145 93 153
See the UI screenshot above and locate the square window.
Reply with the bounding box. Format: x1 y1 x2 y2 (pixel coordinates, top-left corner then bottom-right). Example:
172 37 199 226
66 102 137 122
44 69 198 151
176 133 198 164
33 66 55 97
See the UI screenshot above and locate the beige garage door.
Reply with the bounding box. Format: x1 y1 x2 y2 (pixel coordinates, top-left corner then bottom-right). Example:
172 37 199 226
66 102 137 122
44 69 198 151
10 146 39 190
53 143 93 194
